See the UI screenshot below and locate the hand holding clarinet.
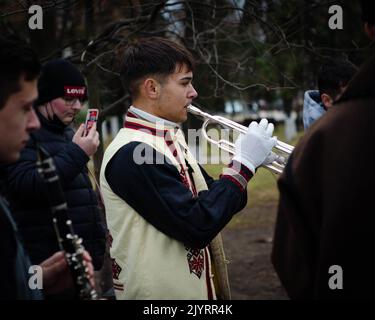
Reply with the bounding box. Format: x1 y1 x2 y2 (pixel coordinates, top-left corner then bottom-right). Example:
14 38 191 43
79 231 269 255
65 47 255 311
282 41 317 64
36 144 98 299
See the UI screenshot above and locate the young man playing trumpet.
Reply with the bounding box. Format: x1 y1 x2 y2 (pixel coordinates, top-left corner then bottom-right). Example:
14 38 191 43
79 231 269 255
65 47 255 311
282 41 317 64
100 37 277 300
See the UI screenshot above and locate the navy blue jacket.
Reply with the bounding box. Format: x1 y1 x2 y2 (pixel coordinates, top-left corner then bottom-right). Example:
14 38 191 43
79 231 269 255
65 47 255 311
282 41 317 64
0 189 43 300
3 113 105 270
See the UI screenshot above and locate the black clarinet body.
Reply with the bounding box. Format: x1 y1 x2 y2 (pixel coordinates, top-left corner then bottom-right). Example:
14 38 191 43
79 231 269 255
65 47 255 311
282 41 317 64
36 145 98 300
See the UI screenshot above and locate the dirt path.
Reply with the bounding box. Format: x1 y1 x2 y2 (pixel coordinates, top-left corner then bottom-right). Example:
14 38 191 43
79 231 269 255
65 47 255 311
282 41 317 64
221 201 288 300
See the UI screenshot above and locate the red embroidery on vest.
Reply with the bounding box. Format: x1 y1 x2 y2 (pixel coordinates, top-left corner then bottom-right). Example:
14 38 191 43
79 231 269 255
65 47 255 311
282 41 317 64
123 118 169 138
186 162 198 197
186 247 205 279
108 232 113 248
111 258 122 280
113 283 124 291
179 165 191 190
165 133 197 197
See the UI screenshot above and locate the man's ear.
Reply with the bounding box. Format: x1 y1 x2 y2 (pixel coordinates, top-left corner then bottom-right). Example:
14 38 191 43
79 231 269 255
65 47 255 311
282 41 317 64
364 23 375 42
143 78 160 99
321 93 333 109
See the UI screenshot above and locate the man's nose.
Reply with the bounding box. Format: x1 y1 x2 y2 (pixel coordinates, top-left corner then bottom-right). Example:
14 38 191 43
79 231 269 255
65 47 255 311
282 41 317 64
28 109 41 131
188 85 198 99
72 100 83 111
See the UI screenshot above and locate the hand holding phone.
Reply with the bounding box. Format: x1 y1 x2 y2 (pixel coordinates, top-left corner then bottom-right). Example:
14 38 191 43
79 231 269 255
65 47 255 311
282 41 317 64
73 110 100 156
84 109 99 136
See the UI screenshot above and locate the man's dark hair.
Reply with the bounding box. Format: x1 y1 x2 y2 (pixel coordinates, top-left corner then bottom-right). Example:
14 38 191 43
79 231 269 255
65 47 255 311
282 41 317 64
317 60 358 99
0 34 41 109
120 37 195 98
360 0 375 26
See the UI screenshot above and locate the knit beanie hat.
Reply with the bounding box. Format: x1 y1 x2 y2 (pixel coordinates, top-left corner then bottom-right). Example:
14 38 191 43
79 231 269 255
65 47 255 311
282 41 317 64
34 59 87 106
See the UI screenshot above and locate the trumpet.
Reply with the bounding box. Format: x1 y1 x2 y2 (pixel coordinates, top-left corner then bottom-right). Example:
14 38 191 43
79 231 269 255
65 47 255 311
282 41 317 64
187 104 294 174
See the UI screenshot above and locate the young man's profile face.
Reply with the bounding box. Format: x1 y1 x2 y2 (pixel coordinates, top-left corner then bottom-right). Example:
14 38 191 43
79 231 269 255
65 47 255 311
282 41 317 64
154 63 198 123
0 75 40 163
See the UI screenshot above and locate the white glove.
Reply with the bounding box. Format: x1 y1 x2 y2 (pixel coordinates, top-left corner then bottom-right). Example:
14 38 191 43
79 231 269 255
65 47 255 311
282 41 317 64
232 119 277 173
263 151 285 166
263 151 279 165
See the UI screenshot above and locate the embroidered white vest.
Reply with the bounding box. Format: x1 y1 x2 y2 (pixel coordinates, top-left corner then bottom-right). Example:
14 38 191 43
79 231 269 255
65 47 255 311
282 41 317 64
100 116 226 300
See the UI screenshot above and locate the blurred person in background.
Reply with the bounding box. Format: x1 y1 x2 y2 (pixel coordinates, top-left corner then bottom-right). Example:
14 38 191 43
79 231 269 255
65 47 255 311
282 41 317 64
272 0 375 299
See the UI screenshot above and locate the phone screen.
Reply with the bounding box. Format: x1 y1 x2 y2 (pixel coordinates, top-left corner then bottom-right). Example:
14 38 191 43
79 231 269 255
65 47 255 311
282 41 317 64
84 109 99 136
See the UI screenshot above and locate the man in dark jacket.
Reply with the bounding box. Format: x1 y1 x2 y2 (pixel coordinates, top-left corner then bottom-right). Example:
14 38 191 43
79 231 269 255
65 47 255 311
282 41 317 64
3 59 106 273
271 0 375 299
0 34 94 299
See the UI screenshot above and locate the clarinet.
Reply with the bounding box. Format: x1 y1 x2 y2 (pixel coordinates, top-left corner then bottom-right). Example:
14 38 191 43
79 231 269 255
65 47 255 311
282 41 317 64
36 145 98 300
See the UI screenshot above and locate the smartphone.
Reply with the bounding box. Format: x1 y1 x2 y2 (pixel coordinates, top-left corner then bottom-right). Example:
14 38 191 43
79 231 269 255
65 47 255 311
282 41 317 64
84 109 99 136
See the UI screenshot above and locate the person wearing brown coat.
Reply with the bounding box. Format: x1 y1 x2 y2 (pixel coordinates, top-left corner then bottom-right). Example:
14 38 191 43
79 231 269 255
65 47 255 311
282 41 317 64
271 1 375 299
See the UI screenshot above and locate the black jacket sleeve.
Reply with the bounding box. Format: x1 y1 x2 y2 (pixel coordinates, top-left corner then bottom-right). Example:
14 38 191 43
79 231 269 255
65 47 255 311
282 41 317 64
105 142 248 249
4 138 89 203
198 164 215 188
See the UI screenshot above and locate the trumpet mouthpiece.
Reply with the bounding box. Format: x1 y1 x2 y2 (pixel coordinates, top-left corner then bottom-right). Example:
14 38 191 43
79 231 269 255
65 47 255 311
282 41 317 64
187 105 203 116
